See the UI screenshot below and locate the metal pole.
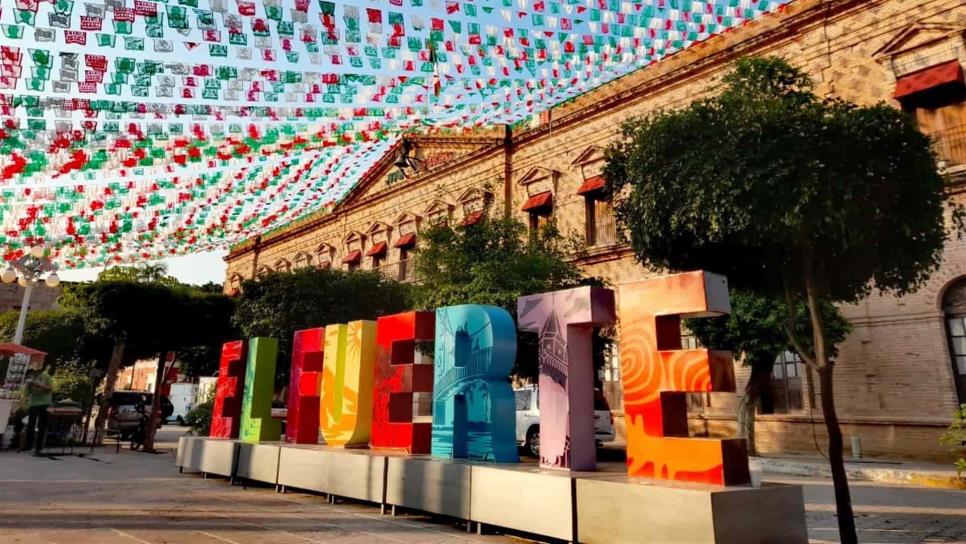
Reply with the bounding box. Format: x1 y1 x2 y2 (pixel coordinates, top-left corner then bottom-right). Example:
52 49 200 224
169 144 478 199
13 280 33 344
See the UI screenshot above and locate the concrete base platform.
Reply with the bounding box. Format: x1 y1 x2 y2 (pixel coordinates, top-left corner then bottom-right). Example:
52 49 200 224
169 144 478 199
237 442 281 484
177 437 808 543
471 464 578 541
577 476 807 544
175 436 238 479
278 445 387 504
386 456 472 519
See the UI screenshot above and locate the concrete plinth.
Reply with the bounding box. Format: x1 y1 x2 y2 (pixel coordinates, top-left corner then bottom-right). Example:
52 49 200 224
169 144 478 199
177 438 809 543
236 442 281 484
385 456 472 519
576 476 808 544
175 436 238 478
277 445 387 504
470 464 576 541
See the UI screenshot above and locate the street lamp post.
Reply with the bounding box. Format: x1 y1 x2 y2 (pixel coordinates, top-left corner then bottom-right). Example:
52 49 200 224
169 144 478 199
2 246 60 344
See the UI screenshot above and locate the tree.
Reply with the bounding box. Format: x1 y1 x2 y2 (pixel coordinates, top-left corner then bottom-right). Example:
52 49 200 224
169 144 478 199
232 267 413 383
604 56 961 543
413 215 603 380
64 278 236 448
684 290 850 455
98 263 180 286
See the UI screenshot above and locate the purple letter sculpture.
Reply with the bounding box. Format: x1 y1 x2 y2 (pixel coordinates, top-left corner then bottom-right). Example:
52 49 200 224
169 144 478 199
517 286 616 470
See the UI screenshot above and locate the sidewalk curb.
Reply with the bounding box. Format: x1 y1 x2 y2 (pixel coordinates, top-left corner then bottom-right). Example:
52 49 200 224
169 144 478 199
752 458 966 490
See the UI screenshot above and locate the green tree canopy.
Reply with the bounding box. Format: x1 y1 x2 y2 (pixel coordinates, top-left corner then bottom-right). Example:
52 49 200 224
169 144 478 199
413 216 603 380
232 267 413 381
604 56 961 543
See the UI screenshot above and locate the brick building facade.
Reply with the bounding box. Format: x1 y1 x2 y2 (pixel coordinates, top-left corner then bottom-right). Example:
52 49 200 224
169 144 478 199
225 0 966 460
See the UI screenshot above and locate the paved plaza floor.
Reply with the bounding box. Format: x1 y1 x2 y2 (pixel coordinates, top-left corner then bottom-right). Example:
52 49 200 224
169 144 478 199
0 428 963 544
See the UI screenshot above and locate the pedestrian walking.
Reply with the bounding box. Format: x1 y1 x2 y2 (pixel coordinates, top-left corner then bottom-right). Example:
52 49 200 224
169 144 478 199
21 358 52 455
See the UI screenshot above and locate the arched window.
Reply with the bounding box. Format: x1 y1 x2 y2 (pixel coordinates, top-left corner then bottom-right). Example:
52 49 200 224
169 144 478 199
943 277 966 403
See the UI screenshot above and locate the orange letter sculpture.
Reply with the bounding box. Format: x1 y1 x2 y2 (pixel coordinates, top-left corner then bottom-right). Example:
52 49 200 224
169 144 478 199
619 271 750 485
320 320 377 447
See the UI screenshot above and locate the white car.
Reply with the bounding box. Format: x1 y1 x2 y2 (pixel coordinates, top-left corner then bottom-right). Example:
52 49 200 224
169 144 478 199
514 385 615 457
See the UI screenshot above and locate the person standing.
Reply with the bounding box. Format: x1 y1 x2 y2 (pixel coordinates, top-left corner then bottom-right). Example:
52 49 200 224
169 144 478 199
21 358 52 455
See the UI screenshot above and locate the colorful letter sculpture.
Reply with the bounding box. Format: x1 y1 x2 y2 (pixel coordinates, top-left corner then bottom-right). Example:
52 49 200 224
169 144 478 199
371 311 435 453
432 305 518 463
286 328 325 444
619 271 750 485
211 340 246 439
518 287 616 470
321 320 377 447
239 337 282 443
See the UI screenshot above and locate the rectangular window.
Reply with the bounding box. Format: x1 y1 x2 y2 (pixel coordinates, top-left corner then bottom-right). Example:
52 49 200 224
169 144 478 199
585 196 617 246
398 247 410 281
372 254 384 271
765 351 805 414
915 100 966 166
528 211 550 240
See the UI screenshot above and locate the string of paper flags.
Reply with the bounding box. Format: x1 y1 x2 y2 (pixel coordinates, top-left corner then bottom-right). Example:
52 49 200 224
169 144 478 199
0 0 793 268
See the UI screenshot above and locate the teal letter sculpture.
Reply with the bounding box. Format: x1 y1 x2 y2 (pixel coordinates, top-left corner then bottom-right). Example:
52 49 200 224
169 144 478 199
239 337 282 443
431 305 518 462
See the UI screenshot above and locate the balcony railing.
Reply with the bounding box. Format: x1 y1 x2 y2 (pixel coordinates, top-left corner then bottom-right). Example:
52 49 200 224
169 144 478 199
933 125 966 169
374 260 421 283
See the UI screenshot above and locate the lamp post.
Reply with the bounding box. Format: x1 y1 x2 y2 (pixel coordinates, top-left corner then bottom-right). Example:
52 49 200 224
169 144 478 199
2 246 60 344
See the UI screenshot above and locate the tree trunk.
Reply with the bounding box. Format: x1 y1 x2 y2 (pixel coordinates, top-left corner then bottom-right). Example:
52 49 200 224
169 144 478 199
92 340 125 444
144 351 169 453
804 271 857 544
737 357 774 457
817 364 857 543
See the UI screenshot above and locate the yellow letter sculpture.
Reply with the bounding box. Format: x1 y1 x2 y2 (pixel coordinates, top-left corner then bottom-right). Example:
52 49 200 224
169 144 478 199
320 320 377 447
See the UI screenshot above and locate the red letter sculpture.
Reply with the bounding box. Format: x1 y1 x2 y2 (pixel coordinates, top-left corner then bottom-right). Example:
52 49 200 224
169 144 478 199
517 286 616 470
211 340 246 439
371 311 435 453
286 328 325 444
619 271 750 485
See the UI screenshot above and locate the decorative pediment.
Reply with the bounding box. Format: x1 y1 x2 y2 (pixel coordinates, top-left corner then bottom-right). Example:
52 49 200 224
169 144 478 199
873 22 965 77
255 265 271 280
394 211 421 235
517 166 556 197
517 166 555 186
227 272 243 293
424 198 455 224
274 258 291 273
343 230 366 252
293 251 313 269
457 187 492 215
366 221 393 244
571 146 604 167
314 242 336 263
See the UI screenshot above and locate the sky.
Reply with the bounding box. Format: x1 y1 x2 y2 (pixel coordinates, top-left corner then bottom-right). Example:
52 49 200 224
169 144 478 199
57 249 228 286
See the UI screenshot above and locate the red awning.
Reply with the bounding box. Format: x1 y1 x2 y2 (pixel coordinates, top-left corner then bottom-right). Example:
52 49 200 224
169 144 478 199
895 60 965 99
365 241 387 257
577 175 606 195
341 250 362 264
394 233 417 248
521 191 553 212
0 343 46 360
463 210 483 225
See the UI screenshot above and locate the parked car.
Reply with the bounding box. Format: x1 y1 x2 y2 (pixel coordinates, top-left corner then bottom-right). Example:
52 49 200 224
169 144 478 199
514 385 615 457
98 391 174 439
